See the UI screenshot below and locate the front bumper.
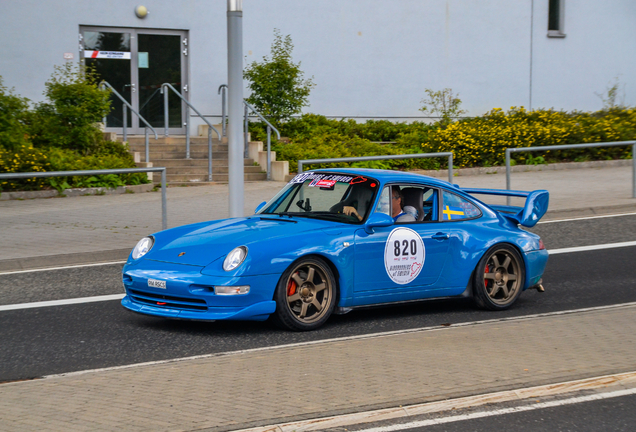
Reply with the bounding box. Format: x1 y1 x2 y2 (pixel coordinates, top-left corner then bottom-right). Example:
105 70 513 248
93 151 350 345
121 260 279 321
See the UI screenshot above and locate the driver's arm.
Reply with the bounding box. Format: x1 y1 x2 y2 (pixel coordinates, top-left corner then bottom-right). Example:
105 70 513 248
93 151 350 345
343 206 362 221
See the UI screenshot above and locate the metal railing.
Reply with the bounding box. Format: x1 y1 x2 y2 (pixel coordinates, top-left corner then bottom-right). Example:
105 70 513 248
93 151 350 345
298 152 455 184
99 82 158 163
243 101 281 181
505 140 636 204
0 168 168 230
218 84 228 137
161 83 221 181
217 85 281 180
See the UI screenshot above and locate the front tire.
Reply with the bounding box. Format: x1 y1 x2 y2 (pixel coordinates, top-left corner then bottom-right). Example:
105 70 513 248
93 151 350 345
473 244 525 311
272 257 337 331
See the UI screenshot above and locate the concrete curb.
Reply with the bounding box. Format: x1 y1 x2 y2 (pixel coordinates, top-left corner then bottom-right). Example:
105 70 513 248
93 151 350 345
233 371 636 432
0 183 155 201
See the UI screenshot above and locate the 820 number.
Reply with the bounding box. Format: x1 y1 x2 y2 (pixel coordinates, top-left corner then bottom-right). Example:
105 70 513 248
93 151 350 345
394 239 417 256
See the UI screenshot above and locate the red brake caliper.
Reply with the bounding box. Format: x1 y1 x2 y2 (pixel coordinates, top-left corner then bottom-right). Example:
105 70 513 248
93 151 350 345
287 277 297 296
484 265 490 288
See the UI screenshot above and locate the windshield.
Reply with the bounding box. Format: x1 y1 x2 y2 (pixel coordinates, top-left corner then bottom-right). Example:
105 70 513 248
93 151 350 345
258 172 380 223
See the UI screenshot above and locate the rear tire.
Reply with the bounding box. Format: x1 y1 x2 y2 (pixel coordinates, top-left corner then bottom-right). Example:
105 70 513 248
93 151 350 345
272 257 337 331
473 244 524 311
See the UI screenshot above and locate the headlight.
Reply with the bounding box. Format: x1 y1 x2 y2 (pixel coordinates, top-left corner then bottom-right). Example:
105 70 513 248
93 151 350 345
132 236 154 260
223 246 248 271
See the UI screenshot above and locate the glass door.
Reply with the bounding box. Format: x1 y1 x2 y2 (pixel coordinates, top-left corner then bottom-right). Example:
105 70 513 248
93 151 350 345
83 29 133 129
80 27 188 135
138 33 183 130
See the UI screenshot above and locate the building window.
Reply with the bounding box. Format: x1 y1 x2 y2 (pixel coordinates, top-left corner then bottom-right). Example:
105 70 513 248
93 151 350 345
548 0 566 38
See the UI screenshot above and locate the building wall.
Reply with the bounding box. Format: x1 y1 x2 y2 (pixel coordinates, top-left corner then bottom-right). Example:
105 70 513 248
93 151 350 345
1 0 634 126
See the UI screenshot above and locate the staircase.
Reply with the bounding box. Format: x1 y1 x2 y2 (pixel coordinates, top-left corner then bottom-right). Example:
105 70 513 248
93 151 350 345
123 135 267 184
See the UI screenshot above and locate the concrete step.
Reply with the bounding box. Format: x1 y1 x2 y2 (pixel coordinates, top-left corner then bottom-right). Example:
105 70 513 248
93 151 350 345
116 134 277 183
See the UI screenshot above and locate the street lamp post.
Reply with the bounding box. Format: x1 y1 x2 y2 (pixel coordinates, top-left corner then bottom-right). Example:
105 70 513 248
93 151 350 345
227 0 244 217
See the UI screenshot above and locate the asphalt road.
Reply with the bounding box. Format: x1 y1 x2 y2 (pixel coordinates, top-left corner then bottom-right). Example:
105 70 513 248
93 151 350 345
0 214 635 383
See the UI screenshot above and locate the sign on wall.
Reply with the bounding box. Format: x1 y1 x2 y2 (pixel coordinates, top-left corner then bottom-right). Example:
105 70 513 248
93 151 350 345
83 51 131 59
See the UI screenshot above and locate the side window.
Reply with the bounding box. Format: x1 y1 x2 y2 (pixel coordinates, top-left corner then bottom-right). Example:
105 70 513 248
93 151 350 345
441 190 481 221
375 186 391 216
376 185 439 223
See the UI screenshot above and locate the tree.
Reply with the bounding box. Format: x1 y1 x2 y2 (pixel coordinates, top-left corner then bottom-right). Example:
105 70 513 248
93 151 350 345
419 88 467 126
244 29 315 125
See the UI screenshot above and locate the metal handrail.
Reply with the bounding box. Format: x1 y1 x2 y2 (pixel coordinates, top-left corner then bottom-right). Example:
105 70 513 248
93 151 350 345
0 168 168 230
161 83 221 181
298 152 455 184
218 84 227 137
99 81 158 163
505 140 636 204
243 101 281 181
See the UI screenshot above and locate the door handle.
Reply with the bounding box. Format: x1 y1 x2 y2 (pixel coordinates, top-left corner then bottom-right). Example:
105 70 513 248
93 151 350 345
432 232 449 240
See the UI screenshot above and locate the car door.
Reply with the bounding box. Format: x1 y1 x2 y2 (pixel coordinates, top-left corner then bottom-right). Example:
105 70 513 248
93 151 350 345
433 189 485 291
352 184 451 302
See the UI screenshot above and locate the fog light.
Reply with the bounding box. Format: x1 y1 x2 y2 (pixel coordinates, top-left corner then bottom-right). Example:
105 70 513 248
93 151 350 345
215 285 250 295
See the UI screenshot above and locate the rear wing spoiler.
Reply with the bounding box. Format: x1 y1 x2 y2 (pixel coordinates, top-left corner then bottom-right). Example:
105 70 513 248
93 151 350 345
460 188 550 228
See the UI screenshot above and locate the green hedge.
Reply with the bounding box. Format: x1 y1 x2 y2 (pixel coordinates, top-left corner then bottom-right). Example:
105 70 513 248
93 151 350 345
249 108 636 173
427 107 636 167
0 66 148 192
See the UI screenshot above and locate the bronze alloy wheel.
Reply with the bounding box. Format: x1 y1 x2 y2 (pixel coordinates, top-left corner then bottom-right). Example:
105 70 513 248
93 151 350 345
473 244 525 310
273 258 336 331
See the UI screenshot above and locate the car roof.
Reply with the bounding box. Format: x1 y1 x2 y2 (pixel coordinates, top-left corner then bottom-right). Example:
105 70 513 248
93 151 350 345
310 168 456 189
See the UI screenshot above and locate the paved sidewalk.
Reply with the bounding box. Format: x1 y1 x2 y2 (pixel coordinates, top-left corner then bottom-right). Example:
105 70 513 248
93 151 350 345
1 163 634 271
1 304 635 431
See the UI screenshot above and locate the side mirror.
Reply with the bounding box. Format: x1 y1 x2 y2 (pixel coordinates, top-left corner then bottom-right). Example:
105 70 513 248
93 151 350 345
364 212 393 234
254 201 267 214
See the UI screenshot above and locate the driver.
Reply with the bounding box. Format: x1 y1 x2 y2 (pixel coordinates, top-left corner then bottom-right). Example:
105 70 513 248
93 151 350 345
392 187 416 223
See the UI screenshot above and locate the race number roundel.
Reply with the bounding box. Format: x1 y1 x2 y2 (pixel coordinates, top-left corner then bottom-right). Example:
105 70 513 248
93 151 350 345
384 227 425 285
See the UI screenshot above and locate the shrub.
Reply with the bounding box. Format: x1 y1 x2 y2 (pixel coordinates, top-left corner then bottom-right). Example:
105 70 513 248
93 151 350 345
29 63 111 154
273 132 443 173
427 107 635 168
44 145 148 190
0 144 50 191
0 79 31 152
244 30 315 125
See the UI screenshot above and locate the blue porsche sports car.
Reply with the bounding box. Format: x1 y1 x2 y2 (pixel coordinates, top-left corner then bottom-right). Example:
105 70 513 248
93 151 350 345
122 169 549 331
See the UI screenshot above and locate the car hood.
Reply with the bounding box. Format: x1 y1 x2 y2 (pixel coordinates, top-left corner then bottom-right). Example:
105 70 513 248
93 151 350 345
145 216 339 267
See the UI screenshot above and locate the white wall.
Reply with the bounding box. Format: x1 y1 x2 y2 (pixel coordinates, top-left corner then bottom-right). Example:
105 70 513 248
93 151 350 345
1 0 634 122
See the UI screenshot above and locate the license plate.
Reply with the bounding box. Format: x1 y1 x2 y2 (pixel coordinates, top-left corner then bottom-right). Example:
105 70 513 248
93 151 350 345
148 279 166 289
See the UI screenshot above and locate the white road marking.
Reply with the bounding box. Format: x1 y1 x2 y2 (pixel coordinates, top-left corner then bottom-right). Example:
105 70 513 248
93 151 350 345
548 240 636 255
0 260 126 276
351 387 636 432
0 294 125 312
538 211 636 224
